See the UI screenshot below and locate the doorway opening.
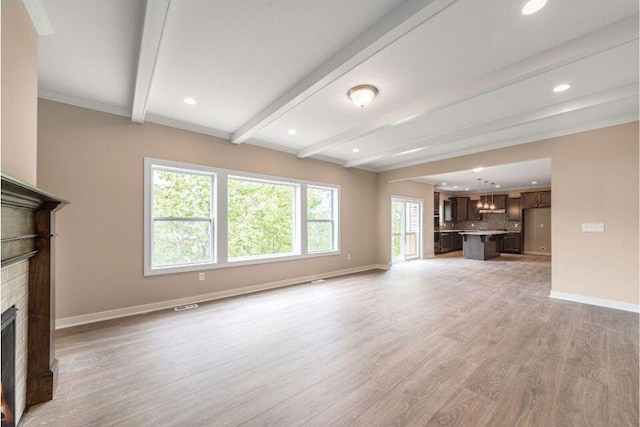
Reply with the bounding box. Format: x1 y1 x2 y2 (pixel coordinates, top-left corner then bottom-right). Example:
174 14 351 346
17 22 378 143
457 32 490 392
391 197 423 263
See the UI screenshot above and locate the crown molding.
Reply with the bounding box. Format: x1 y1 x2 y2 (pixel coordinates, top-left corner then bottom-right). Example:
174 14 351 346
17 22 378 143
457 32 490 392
22 0 54 36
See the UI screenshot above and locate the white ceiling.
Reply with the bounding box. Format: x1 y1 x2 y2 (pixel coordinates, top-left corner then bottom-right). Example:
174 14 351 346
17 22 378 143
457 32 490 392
418 158 552 194
37 0 639 172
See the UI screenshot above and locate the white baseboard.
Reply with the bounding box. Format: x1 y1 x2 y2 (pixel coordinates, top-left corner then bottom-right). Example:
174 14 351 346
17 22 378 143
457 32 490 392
549 291 640 313
524 251 551 256
55 264 386 329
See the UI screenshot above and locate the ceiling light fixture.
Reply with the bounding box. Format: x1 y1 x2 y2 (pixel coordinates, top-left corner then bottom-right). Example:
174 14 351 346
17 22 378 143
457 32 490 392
465 188 469 191
442 182 447 186
553 83 571 93
352 148 360 153
288 129 297 135
348 85 378 108
477 179 483 208
483 181 490 209
531 181 537 185
521 0 547 15
183 97 196 105
472 167 484 172
489 183 496 210
495 185 501 188
454 186 458 189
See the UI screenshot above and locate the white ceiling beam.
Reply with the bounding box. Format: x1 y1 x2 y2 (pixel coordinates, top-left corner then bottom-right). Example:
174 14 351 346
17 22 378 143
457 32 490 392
299 14 639 159
229 0 458 144
342 83 638 168
22 0 54 35
131 0 172 124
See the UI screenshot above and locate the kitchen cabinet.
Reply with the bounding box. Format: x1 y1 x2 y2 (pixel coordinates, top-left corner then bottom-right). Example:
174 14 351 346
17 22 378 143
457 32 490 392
521 191 551 209
434 192 440 215
479 194 507 210
440 233 453 252
506 197 521 220
467 200 482 220
452 233 463 251
446 197 469 221
501 233 521 254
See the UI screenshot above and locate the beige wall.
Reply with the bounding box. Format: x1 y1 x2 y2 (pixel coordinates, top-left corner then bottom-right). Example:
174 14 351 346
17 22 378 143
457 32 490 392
524 207 551 254
37 100 379 319
551 123 638 304
378 122 639 305
376 179 435 265
1 0 38 185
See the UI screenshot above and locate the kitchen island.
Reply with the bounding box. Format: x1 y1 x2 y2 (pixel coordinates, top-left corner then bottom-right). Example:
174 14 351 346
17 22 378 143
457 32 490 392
458 231 509 260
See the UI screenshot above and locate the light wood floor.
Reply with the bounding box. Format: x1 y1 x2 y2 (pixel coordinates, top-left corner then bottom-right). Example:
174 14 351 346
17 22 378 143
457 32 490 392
25 253 638 426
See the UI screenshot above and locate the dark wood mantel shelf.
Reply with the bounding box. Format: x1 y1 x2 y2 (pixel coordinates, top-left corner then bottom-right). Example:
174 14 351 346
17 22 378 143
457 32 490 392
1 173 69 406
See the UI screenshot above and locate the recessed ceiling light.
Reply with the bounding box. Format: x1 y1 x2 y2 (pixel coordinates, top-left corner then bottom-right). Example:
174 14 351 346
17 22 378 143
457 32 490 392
441 182 447 186
495 185 501 188
453 186 458 189
522 0 547 15
472 167 484 172
352 148 360 153
553 83 571 93
531 181 537 185
391 147 425 157
465 188 470 191
183 97 196 105
288 129 297 135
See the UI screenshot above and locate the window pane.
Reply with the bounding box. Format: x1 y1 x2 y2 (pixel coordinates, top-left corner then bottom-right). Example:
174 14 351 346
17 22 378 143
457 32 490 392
308 221 333 252
153 169 211 218
227 178 295 259
307 187 333 220
153 220 211 266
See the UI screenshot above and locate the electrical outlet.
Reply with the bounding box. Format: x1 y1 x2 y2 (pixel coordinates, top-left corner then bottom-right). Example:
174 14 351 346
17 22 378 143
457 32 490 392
582 223 605 233
540 223 544 228
198 272 205 281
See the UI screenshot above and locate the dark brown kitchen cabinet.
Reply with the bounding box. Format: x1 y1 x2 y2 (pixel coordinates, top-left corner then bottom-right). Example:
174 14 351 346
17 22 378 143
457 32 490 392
538 191 551 207
521 191 551 209
448 197 469 221
467 199 481 220
434 192 440 215
507 197 521 220
503 233 522 253
479 194 507 210
440 233 453 252
452 233 463 251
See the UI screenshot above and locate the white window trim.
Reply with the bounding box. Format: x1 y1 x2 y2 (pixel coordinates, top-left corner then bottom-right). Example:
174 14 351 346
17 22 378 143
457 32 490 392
144 157 340 276
307 185 339 254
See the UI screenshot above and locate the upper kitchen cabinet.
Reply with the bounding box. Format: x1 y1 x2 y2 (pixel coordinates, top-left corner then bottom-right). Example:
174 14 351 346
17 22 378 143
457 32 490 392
521 191 551 209
480 194 507 210
507 197 521 220
444 197 469 221
434 192 440 216
467 199 482 220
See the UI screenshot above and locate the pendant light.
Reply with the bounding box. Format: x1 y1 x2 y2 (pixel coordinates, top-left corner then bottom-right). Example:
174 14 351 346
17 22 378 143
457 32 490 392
476 179 483 208
483 181 489 209
490 183 496 210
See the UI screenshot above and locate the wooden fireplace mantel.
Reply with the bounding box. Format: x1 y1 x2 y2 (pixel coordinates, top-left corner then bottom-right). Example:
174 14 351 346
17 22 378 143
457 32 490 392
1 173 68 406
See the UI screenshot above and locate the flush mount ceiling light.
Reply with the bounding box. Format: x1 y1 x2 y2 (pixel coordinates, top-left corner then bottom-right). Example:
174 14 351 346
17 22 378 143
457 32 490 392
441 182 447 186
553 83 571 93
288 129 297 135
183 97 196 105
531 181 538 184
348 85 378 108
522 0 547 15
472 167 484 172
352 148 360 153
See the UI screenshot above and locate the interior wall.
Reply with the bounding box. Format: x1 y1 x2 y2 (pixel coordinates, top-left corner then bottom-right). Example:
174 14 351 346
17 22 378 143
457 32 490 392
377 122 639 306
37 99 379 319
551 122 638 305
376 179 435 266
524 208 551 255
1 0 38 186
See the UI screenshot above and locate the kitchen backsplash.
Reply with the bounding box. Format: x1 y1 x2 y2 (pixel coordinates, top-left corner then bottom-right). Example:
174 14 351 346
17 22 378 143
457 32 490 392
441 212 521 232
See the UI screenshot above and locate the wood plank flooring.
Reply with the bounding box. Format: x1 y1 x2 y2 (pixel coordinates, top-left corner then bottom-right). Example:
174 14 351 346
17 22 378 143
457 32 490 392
24 253 639 426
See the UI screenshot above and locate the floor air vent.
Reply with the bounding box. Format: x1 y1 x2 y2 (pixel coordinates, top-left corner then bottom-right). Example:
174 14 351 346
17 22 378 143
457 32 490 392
174 303 199 312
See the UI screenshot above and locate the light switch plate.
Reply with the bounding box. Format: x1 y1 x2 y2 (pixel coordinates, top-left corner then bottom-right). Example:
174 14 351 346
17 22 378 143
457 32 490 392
582 223 605 232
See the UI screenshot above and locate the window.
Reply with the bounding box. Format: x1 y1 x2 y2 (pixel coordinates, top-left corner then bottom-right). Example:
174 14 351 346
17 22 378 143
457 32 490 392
149 166 215 272
307 186 337 253
228 177 298 261
144 158 339 275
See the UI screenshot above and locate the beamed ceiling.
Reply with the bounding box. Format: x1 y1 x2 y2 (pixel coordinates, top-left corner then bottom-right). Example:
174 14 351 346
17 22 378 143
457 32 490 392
38 0 639 171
